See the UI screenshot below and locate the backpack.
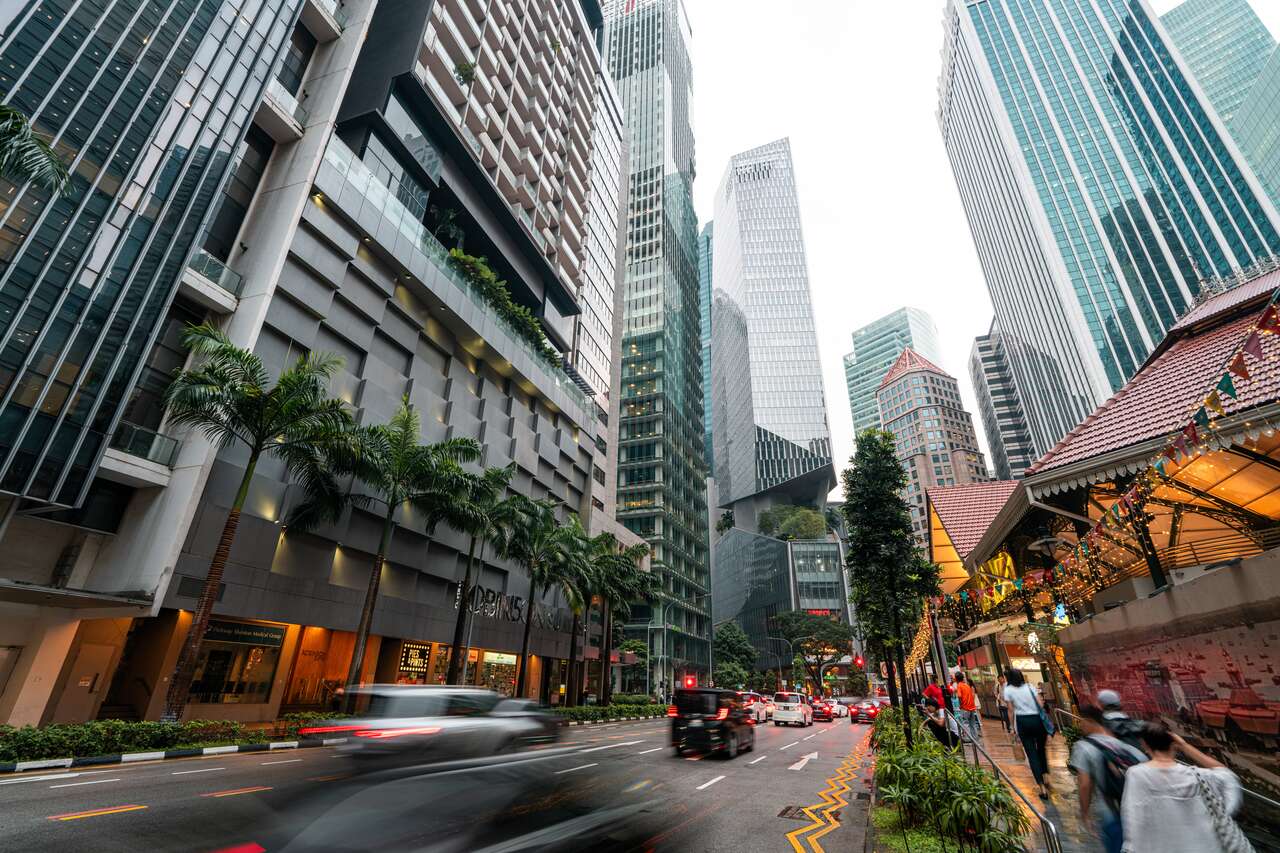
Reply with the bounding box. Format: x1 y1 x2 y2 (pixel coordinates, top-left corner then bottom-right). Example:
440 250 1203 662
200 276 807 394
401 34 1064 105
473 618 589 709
1106 716 1146 752
1086 735 1142 810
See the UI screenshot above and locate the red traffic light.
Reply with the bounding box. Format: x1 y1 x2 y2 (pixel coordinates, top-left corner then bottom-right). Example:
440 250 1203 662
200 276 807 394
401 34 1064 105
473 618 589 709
683 675 696 688
854 655 865 669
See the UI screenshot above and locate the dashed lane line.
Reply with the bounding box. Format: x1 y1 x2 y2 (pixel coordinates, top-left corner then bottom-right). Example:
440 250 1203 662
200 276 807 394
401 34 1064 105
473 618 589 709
779 741 800 750
579 739 645 753
260 759 303 766
49 778 120 789
637 747 664 755
748 755 768 765
803 734 816 741
47 805 148 821
695 775 725 790
172 767 224 775
201 786 273 798
554 763 599 775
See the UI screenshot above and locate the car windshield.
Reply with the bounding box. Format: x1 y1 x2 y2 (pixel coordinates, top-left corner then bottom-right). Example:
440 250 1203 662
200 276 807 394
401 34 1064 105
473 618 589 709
773 692 802 703
675 691 718 715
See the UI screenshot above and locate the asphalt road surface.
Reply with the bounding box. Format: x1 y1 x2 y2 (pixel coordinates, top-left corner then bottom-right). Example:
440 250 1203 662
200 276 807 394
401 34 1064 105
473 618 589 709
0 717 875 852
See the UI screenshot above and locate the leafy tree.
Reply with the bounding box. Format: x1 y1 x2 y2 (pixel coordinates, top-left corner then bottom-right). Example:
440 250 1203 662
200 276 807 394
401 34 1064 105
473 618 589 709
714 660 749 690
714 510 735 534
770 610 856 694
291 398 481 706
160 325 355 719
558 516 594 706
586 534 653 706
841 429 941 744
713 621 757 672
0 105 69 193
777 507 827 540
619 639 648 694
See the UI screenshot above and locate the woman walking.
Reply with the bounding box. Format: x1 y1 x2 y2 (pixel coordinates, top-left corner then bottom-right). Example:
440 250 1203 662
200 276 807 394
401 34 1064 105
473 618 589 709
1003 667 1051 798
1121 722 1250 853
995 673 1011 733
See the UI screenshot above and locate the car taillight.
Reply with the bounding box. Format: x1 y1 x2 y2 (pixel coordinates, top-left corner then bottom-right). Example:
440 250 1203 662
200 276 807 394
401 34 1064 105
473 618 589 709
353 725 442 739
715 707 729 721
297 724 361 736
667 705 678 717
869 708 878 716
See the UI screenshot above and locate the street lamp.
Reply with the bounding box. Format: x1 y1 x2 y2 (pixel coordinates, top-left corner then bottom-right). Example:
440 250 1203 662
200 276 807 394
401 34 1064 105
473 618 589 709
768 635 815 692
646 591 712 699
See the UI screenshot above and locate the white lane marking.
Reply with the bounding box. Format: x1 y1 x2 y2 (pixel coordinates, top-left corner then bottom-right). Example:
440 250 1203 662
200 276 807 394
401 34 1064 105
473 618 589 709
803 734 816 741
554 763 599 775
779 741 800 750
637 747 664 755
49 778 121 789
171 767 225 775
579 739 644 753
788 752 819 771
696 775 725 790
260 759 303 766
748 755 768 765
0 773 81 786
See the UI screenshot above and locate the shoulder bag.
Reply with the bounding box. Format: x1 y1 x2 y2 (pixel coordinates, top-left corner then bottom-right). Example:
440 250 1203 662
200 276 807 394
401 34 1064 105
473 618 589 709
1194 768 1254 853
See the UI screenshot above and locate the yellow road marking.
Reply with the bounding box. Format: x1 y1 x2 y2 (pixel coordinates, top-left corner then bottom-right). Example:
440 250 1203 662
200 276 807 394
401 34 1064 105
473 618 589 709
47 804 149 821
784 730 871 852
201 785 273 798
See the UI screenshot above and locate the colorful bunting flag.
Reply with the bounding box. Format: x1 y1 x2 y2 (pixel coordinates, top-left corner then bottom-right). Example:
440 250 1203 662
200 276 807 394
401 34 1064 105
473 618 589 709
1184 422 1200 446
1154 457 1167 476
1163 444 1179 463
1193 407 1211 430
1216 373 1237 399
1229 352 1251 380
1259 304 1280 334
1244 332 1264 361
1205 390 1226 417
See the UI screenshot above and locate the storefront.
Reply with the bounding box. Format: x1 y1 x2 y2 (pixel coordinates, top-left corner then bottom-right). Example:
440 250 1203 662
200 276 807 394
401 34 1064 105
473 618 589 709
189 619 288 705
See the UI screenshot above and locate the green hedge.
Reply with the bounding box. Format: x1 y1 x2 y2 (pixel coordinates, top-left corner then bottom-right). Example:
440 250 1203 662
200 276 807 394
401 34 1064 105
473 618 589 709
552 704 667 724
0 719 248 763
609 694 653 705
278 712 351 739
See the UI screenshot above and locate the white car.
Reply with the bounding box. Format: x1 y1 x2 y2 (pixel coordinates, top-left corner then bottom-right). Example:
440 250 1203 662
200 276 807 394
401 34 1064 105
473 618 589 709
736 691 768 722
830 700 849 718
771 691 813 727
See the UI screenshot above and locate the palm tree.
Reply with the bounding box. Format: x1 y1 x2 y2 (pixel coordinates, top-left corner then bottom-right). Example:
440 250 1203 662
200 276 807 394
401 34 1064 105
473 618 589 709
291 397 480 703
444 463 518 685
161 325 355 719
0 105 70 193
499 495 580 697
592 539 655 706
558 517 595 706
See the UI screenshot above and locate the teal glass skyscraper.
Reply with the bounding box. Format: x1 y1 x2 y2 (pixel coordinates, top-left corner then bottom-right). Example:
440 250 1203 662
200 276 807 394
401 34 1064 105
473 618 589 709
842 307 942 440
939 0 1280 457
1160 0 1274 124
604 0 710 687
699 222 714 471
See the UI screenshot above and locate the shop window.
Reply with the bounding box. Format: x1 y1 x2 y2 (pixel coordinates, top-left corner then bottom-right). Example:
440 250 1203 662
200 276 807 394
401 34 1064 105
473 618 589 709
189 620 286 705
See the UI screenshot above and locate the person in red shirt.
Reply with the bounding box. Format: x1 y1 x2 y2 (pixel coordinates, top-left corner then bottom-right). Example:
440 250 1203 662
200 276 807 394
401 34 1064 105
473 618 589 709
954 671 981 741
923 679 946 710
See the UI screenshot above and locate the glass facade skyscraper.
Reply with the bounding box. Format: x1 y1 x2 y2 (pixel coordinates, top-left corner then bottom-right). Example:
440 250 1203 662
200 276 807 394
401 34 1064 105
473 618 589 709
698 221 713 471
709 139 832 517
939 0 1280 458
603 0 710 687
1160 0 1273 124
842 307 941 440
0 0 300 506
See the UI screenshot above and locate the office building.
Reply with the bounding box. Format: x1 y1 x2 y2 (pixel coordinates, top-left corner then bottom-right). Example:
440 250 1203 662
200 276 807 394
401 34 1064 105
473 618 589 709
1234 50 1280 211
603 0 711 691
1160 0 1273 124
938 0 1280 459
0 0 639 726
970 321 1035 480
842 308 941 441
699 222 714 471
876 347 989 542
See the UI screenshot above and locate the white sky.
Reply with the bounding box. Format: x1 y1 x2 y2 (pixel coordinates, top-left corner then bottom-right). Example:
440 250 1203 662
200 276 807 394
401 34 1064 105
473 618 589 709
685 0 1280 497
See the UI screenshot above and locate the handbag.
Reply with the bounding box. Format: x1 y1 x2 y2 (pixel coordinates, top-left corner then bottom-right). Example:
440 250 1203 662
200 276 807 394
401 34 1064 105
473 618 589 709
1010 731 1026 761
1194 768 1255 853
1030 685 1056 736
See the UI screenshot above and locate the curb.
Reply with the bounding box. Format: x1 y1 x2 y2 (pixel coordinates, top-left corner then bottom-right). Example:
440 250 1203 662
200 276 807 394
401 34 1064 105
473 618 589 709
0 737 348 775
564 715 664 726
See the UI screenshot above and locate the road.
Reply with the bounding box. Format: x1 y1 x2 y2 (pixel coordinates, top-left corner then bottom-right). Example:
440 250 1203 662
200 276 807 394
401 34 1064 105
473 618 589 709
0 716 875 852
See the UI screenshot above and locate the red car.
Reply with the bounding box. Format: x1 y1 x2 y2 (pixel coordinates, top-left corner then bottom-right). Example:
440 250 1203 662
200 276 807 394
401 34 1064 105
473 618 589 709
812 700 834 722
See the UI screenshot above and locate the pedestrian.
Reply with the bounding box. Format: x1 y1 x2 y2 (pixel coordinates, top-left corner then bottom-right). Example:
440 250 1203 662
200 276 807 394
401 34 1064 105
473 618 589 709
1070 704 1147 853
923 696 961 750
923 676 946 710
995 673 1011 733
953 671 982 741
1003 667 1051 798
1121 722 1251 853
1097 688 1145 752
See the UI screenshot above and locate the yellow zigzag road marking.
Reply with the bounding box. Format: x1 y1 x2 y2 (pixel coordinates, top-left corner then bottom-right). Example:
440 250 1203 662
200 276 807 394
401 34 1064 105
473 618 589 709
785 730 871 853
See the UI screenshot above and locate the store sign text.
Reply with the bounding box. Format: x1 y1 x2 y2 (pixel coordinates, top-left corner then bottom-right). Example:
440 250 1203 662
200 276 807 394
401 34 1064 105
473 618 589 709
452 584 567 631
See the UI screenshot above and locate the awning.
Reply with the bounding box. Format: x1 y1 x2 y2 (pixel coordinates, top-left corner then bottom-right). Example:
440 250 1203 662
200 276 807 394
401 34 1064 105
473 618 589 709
954 615 1027 644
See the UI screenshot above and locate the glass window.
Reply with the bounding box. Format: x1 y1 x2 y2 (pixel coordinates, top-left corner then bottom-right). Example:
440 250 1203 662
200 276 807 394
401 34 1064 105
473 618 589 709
189 620 286 704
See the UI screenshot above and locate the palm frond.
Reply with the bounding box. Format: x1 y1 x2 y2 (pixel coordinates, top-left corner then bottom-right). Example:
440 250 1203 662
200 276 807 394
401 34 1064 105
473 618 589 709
0 105 70 194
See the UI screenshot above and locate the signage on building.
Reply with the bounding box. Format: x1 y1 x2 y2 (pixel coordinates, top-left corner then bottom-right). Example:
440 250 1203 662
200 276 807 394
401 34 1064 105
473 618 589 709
204 620 286 647
399 641 432 675
485 652 517 665
451 583 568 631
805 609 833 617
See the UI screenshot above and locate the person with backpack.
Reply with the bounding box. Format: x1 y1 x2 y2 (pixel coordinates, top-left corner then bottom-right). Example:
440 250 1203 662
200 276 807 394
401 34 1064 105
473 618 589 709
1070 705 1146 853
1097 688 1145 752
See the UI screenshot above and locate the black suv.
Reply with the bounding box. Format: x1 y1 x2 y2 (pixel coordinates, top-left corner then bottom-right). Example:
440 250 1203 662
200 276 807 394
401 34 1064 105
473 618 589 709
670 688 756 759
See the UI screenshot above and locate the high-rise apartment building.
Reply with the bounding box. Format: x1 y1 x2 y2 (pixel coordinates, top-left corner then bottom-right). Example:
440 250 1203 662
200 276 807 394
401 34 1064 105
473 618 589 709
710 139 833 526
876 348 989 541
1161 0 1273 124
603 0 710 690
699 222 714 471
842 307 942 440
938 0 1280 459
970 321 1035 481
0 0 639 726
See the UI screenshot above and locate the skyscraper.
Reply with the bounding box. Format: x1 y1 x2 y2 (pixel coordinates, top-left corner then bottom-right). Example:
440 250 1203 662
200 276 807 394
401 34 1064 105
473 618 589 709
603 0 710 689
1160 0 1274 124
939 0 1280 458
699 222 714 471
1234 50 1280 210
876 348 989 542
710 138 833 527
842 308 942 440
970 321 1036 480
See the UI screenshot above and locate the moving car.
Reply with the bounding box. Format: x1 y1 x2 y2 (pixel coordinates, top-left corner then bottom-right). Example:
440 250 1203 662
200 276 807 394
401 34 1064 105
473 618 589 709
299 685 559 769
830 700 849 718
670 688 756 758
736 691 768 722
772 691 813 727
812 699 834 722
852 700 881 723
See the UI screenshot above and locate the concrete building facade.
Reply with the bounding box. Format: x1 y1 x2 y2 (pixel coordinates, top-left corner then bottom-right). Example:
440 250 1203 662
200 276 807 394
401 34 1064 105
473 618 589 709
842 307 942 442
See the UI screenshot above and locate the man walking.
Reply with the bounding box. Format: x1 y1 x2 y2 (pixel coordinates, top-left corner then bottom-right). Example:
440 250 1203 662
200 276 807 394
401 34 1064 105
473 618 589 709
953 671 981 741
1069 705 1146 853
1097 689 1145 751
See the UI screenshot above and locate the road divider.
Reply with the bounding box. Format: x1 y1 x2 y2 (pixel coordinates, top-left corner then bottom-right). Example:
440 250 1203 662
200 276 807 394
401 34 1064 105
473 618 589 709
47 804 148 822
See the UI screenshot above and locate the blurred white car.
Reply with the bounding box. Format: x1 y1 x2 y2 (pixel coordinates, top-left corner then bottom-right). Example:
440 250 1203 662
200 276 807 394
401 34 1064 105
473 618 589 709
830 700 849 718
735 691 768 722
772 691 813 727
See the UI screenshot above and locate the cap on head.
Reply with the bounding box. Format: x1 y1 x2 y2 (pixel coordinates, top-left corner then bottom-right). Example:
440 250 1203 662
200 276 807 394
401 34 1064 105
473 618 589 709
1096 689 1121 708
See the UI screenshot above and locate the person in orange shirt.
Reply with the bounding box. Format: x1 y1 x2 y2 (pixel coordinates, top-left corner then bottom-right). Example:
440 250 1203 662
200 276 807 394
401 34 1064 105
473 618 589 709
954 671 981 741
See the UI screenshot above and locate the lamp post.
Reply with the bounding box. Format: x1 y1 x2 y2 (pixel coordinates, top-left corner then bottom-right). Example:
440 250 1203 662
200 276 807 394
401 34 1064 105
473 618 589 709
767 635 816 692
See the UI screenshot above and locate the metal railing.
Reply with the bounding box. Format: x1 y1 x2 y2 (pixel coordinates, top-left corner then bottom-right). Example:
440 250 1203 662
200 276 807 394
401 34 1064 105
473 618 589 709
186 248 244 297
309 0 349 26
266 76 309 126
110 422 180 467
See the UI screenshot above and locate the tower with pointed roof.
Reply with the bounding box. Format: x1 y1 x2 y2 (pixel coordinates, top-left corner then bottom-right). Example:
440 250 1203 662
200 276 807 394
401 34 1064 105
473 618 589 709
876 347 991 543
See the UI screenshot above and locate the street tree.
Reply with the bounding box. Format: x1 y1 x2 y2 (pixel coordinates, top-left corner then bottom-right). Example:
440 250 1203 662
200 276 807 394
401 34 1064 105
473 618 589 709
0 104 69 193
160 325 355 719
769 610 857 693
291 398 481 707
618 639 649 694
841 429 941 745
586 533 652 706
713 621 757 672
714 660 749 690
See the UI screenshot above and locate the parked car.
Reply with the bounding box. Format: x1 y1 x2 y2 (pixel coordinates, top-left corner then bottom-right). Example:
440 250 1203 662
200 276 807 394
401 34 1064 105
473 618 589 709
772 691 813 727
736 691 767 722
299 685 560 769
812 700 834 722
670 688 756 758
852 700 881 723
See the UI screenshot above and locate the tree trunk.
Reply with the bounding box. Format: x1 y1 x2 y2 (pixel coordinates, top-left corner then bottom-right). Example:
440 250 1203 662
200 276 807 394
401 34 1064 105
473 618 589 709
515 582 539 697
162 454 258 721
566 611 582 706
892 612 913 748
881 643 900 710
343 510 396 711
600 598 613 706
446 535 479 684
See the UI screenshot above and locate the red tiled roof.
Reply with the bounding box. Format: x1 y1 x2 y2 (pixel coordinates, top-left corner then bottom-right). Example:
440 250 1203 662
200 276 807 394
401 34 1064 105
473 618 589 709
1030 276 1280 475
927 481 1019 559
878 346 951 390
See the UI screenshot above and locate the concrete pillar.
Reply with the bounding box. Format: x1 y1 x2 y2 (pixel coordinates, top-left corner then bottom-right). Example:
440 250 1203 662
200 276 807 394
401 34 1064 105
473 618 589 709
0 617 80 726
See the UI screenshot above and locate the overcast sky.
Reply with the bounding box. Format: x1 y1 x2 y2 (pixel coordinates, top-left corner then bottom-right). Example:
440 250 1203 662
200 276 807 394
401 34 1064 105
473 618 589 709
685 0 1280 497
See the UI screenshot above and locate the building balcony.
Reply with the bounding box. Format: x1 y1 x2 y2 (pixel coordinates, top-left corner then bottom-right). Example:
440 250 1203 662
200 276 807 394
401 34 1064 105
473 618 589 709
99 422 180 488
179 248 242 313
300 0 346 42
255 77 308 143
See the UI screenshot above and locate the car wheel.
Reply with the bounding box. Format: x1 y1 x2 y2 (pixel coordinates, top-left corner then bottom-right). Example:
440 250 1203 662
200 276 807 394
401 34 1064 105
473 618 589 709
773 720 779 726
674 745 685 757
725 732 738 759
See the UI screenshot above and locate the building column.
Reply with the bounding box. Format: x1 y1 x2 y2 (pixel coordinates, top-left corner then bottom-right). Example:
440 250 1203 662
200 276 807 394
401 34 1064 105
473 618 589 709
0 616 81 727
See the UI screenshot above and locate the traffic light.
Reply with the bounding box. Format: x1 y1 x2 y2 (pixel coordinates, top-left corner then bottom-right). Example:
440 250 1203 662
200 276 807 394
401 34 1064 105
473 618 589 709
854 655 865 669
683 675 696 688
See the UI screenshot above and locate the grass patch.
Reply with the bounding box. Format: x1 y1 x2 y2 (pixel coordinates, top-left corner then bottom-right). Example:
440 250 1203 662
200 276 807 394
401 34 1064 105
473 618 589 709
871 805 949 853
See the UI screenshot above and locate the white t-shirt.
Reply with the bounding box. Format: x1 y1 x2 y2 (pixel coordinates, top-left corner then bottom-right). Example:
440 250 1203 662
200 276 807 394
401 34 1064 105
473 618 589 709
1002 682 1040 715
